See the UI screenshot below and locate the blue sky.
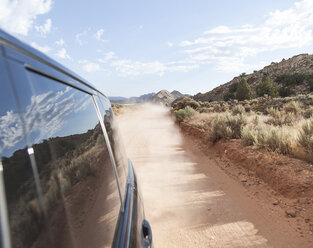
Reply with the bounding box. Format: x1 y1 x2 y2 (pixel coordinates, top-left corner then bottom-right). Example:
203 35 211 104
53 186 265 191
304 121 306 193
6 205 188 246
1 0 313 97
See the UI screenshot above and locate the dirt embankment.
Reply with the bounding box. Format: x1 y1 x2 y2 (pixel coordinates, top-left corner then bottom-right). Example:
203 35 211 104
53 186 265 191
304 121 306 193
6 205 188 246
179 121 313 238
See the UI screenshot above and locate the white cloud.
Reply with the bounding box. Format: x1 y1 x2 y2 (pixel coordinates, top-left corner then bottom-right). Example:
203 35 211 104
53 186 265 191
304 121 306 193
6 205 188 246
167 42 174 47
78 60 102 72
0 0 52 35
178 0 313 73
0 110 24 154
76 31 88 45
31 42 51 53
55 38 64 46
56 48 71 60
0 87 93 154
95 29 108 42
35 18 51 36
110 59 198 76
97 51 117 63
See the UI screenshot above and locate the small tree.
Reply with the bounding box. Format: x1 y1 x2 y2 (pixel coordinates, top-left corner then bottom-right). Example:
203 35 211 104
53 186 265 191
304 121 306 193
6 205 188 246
256 77 278 97
236 78 252 101
223 82 238 101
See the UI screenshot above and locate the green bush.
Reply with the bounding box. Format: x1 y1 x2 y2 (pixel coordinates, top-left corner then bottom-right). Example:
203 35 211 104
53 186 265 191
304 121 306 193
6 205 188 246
224 82 238 101
174 106 197 122
298 117 313 155
279 86 294 97
276 73 306 86
208 113 247 142
236 78 252 101
256 77 278 97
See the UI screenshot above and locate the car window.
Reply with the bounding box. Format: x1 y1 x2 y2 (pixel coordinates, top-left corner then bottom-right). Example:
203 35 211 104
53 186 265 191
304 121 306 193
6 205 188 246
6 59 121 247
94 95 129 199
0 57 43 248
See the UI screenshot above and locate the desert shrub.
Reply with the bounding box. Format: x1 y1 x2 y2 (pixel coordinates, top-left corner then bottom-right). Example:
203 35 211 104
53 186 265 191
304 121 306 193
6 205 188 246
232 104 246 115
213 104 222 112
236 78 252 101
283 101 301 115
256 127 291 154
307 75 313 91
303 107 313 119
241 126 258 146
174 106 197 122
172 98 200 111
221 102 229 112
266 107 297 126
298 117 313 155
208 113 247 142
62 156 95 185
252 115 259 126
96 134 105 145
242 126 291 154
279 86 294 97
256 77 278 97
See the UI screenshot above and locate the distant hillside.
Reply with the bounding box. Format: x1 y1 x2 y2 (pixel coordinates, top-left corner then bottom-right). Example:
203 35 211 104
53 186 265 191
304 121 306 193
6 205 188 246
109 93 155 103
194 54 313 102
108 96 128 102
109 90 184 104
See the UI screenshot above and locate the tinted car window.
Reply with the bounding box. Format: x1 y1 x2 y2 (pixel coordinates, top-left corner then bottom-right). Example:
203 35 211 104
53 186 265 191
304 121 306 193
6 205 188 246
0 57 43 248
95 95 129 199
7 59 121 247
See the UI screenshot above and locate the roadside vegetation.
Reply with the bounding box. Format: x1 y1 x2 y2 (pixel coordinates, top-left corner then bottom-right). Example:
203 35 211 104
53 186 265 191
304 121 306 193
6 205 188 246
172 94 313 163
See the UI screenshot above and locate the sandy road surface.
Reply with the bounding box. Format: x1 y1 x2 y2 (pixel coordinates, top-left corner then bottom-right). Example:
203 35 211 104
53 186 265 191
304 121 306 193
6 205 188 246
117 104 309 248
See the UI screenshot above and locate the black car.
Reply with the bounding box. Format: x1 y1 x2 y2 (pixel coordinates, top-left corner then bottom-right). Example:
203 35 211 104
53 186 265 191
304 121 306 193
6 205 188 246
0 29 152 248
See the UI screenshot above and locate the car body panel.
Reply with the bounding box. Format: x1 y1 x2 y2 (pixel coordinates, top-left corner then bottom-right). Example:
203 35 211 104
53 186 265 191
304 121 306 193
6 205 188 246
0 29 152 248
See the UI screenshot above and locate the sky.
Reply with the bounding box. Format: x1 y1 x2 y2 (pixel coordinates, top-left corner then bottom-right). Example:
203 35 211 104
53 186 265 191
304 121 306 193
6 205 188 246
1 0 313 97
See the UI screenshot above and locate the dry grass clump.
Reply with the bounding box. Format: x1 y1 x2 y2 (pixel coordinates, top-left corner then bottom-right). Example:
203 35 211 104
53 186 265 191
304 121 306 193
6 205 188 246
242 125 291 154
266 107 298 126
232 104 246 115
208 113 247 142
174 106 197 123
298 117 313 156
283 101 301 115
187 113 215 129
303 107 313 119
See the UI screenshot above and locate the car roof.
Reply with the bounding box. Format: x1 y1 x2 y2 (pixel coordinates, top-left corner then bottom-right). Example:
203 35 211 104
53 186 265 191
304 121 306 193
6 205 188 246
0 29 104 96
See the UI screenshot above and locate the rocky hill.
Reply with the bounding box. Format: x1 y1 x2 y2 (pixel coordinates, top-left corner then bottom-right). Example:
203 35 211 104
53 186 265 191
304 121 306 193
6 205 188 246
151 90 179 106
194 54 313 102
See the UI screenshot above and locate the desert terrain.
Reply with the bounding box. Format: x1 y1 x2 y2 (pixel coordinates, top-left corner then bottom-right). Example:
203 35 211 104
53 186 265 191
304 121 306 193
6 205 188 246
117 104 313 248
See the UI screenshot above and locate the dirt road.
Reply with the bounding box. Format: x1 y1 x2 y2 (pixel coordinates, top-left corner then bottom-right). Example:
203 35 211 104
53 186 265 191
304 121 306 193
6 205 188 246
117 104 310 248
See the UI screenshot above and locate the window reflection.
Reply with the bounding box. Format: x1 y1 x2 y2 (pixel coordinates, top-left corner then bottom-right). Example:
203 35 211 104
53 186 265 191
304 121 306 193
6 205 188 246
95 95 129 198
0 59 43 248
5 66 121 247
